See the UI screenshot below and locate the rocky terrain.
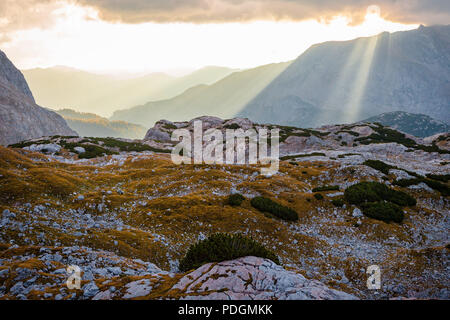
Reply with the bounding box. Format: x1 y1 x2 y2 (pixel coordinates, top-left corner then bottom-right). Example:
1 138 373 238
0 116 448 300
0 50 77 146
362 111 450 138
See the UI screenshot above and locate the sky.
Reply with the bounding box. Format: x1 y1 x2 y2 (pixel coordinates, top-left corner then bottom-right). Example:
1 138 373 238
1 0 448 75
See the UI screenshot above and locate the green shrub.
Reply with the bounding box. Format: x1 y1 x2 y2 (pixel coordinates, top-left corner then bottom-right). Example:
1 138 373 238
426 174 450 183
224 123 241 130
344 181 416 207
312 185 340 192
227 193 245 206
363 160 394 175
313 193 324 200
361 202 404 223
394 178 450 197
280 152 326 161
179 233 279 272
250 196 298 221
331 198 345 207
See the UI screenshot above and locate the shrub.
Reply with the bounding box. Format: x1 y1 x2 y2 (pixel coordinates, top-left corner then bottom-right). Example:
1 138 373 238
394 178 450 197
313 193 324 200
312 185 340 192
250 196 298 221
361 202 404 223
179 233 279 272
280 152 326 161
426 174 450 183
344 181 416 207
331 198 345 207
227 193 245 206
363 160 394 175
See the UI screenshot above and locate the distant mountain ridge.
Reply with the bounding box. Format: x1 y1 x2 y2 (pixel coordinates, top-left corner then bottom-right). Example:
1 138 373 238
0 50 76 146
56 109 146 139
362 111 449 138
23 66 236 117
240 25 450 127
112 25 449 129
110 62 291 127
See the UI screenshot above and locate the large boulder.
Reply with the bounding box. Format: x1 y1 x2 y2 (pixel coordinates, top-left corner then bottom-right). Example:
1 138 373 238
171 256 357 300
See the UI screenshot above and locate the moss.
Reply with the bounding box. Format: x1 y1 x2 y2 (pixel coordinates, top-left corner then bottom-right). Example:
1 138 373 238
312 185 340 192
250 196 298 221
179 233 279 272
226 193 245 206
361 202 404 223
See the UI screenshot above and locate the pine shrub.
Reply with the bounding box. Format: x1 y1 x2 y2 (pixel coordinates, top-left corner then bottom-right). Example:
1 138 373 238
179 233 279 272
250 196 298 221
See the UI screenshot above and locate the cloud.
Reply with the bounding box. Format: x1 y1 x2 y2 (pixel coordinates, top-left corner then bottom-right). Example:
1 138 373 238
0 0 449 45
73 0 450 25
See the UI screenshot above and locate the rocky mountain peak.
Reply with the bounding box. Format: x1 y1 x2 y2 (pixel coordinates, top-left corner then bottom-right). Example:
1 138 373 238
0 50 34 102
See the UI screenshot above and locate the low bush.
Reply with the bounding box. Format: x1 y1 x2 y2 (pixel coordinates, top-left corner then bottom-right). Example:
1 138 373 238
250 196 298 221
331 198 345 207
227 193 245 206
280 152 326 161
179 233 279 272
344 181 416 207
313 193 324 200
312 185 340 192
394 178 450 197
363 160 394 175
360 201 404 223
426 174 450 183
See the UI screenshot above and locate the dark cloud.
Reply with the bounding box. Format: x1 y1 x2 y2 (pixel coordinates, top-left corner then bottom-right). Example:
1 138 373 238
73 0 450 25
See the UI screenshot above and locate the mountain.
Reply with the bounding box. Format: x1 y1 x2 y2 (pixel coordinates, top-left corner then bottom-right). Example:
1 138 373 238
23 66 236 117
110 62 291 127
2 116 449 300
0 50 76 146
362 111 449 137
240 25 450 127
55 108 146 139
111 26 449 129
